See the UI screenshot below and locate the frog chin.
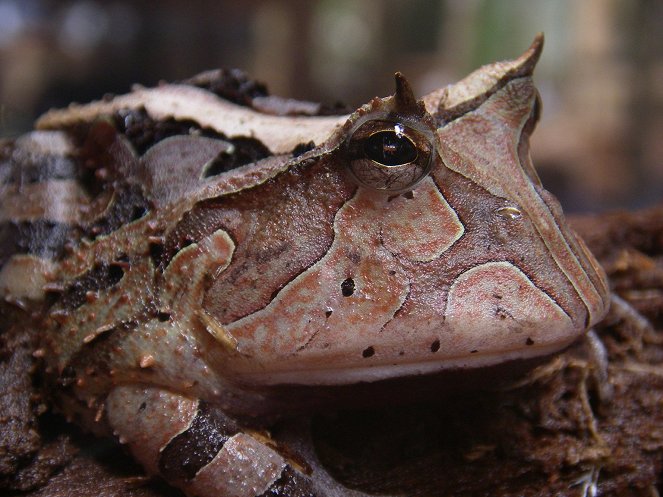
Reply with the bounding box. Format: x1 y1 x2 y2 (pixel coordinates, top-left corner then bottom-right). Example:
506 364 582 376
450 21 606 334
234 335 579 387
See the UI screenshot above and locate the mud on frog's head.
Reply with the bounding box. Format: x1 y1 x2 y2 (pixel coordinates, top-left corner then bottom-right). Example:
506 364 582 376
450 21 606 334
205 35 610 387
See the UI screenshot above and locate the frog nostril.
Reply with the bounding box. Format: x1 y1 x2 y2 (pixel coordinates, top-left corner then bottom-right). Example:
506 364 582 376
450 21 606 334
430 340 440 352
362 346 375 358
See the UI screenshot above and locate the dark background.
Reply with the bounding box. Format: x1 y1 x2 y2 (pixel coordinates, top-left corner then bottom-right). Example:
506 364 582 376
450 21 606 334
0 0 661 211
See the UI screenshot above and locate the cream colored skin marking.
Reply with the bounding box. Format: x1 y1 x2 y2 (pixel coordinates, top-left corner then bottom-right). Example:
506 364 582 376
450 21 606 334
189 433 286 497
36 85 348 154
381 177 464 262
2 35 616 497
0 255 55 301
445 262 575 358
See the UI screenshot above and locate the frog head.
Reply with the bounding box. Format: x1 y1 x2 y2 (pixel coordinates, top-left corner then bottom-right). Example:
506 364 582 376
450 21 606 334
200 35 609 388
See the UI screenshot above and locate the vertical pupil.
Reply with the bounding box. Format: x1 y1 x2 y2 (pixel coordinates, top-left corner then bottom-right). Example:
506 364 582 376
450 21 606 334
364 131 416 166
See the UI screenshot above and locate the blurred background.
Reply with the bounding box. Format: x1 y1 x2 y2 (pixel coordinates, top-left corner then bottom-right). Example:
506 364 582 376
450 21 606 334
0 0 661 212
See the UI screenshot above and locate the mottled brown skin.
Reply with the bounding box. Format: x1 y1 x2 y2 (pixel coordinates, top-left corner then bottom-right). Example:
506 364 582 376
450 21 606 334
174 157 357 324
0 35 610 497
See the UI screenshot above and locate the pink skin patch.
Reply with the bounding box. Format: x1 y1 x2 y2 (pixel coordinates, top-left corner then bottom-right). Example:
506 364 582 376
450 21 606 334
381 177 464 262
444 261 574 357
191 433 285 497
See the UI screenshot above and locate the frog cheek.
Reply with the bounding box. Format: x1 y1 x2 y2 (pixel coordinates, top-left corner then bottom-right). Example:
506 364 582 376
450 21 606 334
379 177 464 263
443 261 577 362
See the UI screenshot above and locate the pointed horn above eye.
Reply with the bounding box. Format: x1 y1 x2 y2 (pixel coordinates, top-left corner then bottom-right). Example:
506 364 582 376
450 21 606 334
519 32 544 76
393 72 426 116
394 72 417 107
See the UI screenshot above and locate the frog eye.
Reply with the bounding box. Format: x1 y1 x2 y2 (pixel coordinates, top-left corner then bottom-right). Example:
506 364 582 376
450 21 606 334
344 118 435 193
364 128 417 166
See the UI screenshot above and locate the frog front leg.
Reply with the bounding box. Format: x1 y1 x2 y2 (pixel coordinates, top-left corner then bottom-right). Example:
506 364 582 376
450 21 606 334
105 385 316 497
584 293 657 406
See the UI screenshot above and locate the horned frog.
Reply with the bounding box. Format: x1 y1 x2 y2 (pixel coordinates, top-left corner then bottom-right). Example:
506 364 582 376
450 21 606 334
0 35 611 496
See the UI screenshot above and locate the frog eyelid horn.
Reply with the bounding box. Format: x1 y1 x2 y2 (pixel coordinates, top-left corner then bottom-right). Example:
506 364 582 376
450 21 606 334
393 72 427 118
341 73 438 193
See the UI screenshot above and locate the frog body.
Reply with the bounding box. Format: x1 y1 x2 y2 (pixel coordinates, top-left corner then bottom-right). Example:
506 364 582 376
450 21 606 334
0 35 609 496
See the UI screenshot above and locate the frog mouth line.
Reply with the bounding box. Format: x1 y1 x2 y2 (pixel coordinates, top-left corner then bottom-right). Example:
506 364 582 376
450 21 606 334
234 335 579 387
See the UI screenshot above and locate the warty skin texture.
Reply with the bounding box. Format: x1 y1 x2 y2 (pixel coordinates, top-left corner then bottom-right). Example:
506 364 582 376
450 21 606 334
0 34 610 497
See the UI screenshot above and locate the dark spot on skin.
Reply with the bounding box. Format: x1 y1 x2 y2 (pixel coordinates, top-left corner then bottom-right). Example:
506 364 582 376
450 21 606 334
138 402 147 411
183 70 349 118
107 263 125 283
44 287 64 307
493 293 503 299
61 320 139 379
202 137 271 178
257 465 316 497
157 311 171 322
526 337 534 346
159 402 240 482
255 242 290 264
59 257 128 311
0 220 71 267
388 270 397 276
58 366 77 387
341 278 355 297
430 340 440 353
362 346 375 358
325 310 333 318
114 108 223 155
87 185 151 239
291 141 316 157
131 205 148 221
347 251 361 264
495 306 510 320
149 241 164 268
3 145 78 184
182 68 269 107
402 191 414 199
